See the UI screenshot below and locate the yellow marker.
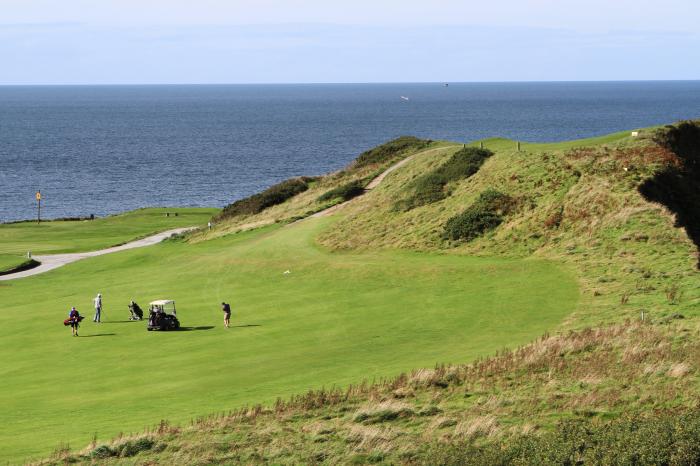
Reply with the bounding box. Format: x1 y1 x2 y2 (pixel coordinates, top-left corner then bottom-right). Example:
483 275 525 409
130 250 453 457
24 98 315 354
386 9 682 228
36 191 41 201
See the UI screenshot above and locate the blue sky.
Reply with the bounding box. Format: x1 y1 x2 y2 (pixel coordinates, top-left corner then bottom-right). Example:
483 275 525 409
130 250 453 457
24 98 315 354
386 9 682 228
1 0 698 84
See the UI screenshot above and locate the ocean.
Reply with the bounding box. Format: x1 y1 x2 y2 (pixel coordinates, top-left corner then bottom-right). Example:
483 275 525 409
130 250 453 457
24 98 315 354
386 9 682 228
1 81 698 222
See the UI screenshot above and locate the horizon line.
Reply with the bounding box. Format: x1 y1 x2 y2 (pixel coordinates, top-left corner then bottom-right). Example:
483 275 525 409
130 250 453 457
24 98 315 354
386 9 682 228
1 79 699 87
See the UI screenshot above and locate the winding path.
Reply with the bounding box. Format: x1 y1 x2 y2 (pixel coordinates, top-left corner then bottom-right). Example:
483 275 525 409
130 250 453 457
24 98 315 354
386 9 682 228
309 146 444 218
0 227 194 281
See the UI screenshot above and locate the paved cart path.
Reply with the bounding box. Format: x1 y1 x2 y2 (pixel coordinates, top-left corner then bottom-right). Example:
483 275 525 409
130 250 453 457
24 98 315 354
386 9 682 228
0 228 194 281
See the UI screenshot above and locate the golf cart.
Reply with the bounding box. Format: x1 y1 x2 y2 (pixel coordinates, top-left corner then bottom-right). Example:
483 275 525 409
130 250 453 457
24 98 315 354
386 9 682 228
147 299 180 331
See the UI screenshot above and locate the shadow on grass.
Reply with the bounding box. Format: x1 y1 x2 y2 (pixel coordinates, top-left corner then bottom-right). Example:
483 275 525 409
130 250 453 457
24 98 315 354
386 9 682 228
179 326 215 332
230 324 261 328
80 333 116 338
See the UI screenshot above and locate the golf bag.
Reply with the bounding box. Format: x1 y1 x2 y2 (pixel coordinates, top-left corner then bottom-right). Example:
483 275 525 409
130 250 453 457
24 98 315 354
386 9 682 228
63 315 84 326
129 301 144 320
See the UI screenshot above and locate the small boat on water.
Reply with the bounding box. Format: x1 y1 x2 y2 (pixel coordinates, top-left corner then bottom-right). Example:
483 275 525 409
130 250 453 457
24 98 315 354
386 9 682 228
400 96 409 101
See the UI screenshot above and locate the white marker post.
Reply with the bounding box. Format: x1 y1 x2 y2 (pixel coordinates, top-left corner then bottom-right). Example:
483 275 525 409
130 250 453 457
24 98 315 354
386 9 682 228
36 191 41 224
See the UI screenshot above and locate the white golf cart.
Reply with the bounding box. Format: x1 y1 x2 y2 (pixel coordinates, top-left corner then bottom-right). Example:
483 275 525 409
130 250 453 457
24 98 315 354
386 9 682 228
147 299 180 331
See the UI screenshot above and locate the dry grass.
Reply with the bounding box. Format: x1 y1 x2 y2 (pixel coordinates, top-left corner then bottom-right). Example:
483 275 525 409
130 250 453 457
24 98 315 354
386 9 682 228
454 415 499 439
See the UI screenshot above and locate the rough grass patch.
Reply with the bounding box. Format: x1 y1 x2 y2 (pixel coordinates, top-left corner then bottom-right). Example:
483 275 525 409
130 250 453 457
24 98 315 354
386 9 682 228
454 415 499 439
353 400 414 424
396 147 494 211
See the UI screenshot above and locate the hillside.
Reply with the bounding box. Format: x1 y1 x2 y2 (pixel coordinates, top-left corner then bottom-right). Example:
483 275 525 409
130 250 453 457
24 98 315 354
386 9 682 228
29 121 700 465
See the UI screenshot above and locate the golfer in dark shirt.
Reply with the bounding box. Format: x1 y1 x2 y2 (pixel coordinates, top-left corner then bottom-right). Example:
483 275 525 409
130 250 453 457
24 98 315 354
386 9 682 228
221 302 231 328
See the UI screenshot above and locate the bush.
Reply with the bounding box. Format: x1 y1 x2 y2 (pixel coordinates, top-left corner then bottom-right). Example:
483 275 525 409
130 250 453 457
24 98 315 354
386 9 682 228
90 445 114 459
443 190 511 242
352 136 431 168
317 180 366 203
396 147 493 211
425 410 700 465
116 437 155 458
216 177 316 220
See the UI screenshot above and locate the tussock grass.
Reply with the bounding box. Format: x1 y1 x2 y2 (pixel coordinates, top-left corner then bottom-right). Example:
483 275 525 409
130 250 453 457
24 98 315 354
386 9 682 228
353 400 414 424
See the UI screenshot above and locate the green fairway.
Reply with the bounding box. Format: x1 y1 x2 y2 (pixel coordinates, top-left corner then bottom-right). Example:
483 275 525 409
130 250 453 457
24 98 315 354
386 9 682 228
0 216 578 463
0 207 218 257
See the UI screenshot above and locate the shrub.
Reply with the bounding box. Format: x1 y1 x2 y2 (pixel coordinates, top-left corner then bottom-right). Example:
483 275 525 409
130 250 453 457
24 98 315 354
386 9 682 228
352 136 431 168
216 177 316 220
425 410 700 465
317 179 366 203
116 437 155 458
396 147 493 211
443 190 512 242
90 445 114 459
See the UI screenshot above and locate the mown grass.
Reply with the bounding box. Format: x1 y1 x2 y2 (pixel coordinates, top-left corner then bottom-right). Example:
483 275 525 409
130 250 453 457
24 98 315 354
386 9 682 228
0 207 218 256
0 215 577 463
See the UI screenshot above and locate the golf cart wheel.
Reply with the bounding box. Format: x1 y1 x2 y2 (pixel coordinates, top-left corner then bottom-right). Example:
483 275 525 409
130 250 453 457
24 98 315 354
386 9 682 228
147 327 153 331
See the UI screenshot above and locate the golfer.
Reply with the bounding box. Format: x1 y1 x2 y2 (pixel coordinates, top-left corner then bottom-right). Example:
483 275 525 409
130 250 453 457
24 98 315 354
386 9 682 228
93 293 102 322
221 302 231 328
68 307 81 337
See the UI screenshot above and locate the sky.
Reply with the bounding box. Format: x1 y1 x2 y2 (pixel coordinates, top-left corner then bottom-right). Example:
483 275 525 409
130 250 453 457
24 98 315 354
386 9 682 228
1 0 698 84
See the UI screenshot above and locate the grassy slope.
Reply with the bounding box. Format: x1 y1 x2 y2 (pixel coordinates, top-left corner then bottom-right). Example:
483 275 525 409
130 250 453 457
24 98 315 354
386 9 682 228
0 217 577 463
190 142 457 241
318 128 699 327
29 124 700 464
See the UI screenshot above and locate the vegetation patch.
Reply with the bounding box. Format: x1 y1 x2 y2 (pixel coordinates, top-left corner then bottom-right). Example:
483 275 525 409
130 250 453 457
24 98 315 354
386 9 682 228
351 136 431 168
427 410 700 465
396 147 494 211
317 179 366 203
353 400 414 424
216 177 317 220
443 189 513 241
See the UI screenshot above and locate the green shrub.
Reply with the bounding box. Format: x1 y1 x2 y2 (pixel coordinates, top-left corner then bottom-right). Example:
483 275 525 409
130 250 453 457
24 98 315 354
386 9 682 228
216 177 316 220
425 410 700 465
397 147 493 211
443 190 512 242
90 445 114 459
352 136 431 168
116 437 155 458
317 179 366 203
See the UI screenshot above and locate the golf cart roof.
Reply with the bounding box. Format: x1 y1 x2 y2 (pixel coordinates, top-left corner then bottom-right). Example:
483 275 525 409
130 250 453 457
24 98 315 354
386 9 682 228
149 299 174 306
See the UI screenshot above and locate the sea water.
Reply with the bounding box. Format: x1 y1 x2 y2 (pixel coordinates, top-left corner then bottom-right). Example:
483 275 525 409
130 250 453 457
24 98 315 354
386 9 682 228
1 81 699 222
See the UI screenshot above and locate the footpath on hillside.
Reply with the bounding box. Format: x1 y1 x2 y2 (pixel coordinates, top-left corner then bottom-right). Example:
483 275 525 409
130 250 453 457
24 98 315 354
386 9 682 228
308 148 442 219
0 227 193 281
